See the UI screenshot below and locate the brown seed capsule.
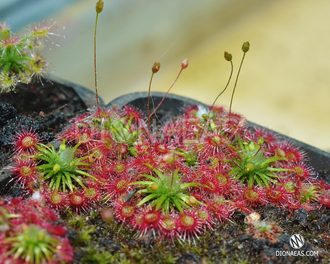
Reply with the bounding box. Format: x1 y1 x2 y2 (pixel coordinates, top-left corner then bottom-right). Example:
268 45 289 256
152 62 160 73
224 51 232 61
181 58 189 69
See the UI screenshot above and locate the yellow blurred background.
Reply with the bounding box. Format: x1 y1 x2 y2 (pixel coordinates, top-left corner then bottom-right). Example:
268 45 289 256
7 0 330 152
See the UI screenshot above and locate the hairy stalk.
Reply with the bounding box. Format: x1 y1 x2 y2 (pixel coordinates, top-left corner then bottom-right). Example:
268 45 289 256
228 53 245 121
94 0 104 110
148 59 187 122
211 52 233 109
148 72 154 135
229 42 249 122
148 68 182 121
94 13 99 109
147 62 160 141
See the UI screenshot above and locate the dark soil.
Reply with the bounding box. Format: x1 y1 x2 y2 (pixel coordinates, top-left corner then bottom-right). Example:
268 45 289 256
65 205 330 264
0 79 88 195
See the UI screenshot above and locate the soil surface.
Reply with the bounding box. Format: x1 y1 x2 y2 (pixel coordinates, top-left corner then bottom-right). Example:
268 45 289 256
66 205 330 264
0 79 87 195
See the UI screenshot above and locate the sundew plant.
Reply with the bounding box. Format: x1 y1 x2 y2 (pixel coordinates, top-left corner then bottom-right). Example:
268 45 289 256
0 19 59 96
4 1 330 259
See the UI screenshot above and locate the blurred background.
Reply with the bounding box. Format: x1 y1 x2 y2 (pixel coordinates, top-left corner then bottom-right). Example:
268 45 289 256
1 0 330 152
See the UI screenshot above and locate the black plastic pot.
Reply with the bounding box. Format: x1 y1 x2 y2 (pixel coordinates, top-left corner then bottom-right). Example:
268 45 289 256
49 76 105 109
108 91 330 183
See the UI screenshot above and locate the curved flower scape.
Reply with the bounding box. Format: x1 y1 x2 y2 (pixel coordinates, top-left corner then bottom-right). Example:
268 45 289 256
10 105 330 242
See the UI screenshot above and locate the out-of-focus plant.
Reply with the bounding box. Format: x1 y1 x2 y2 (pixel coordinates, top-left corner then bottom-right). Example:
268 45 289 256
0 198 73 264
0 20 59 94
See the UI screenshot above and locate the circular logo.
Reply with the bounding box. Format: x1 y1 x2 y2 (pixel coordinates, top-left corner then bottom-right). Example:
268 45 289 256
289 234 305 249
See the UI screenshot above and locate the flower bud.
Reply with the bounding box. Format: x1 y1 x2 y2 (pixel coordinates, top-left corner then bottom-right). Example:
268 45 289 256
150 183 159 191
257 137 264 146
245 163 254 172
189 196 197 205
242 41 250 53
224 51 232 61
59 142 66 151
53 164 61 172
181 58 189 69
152 62 160 73
96 0 104 14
